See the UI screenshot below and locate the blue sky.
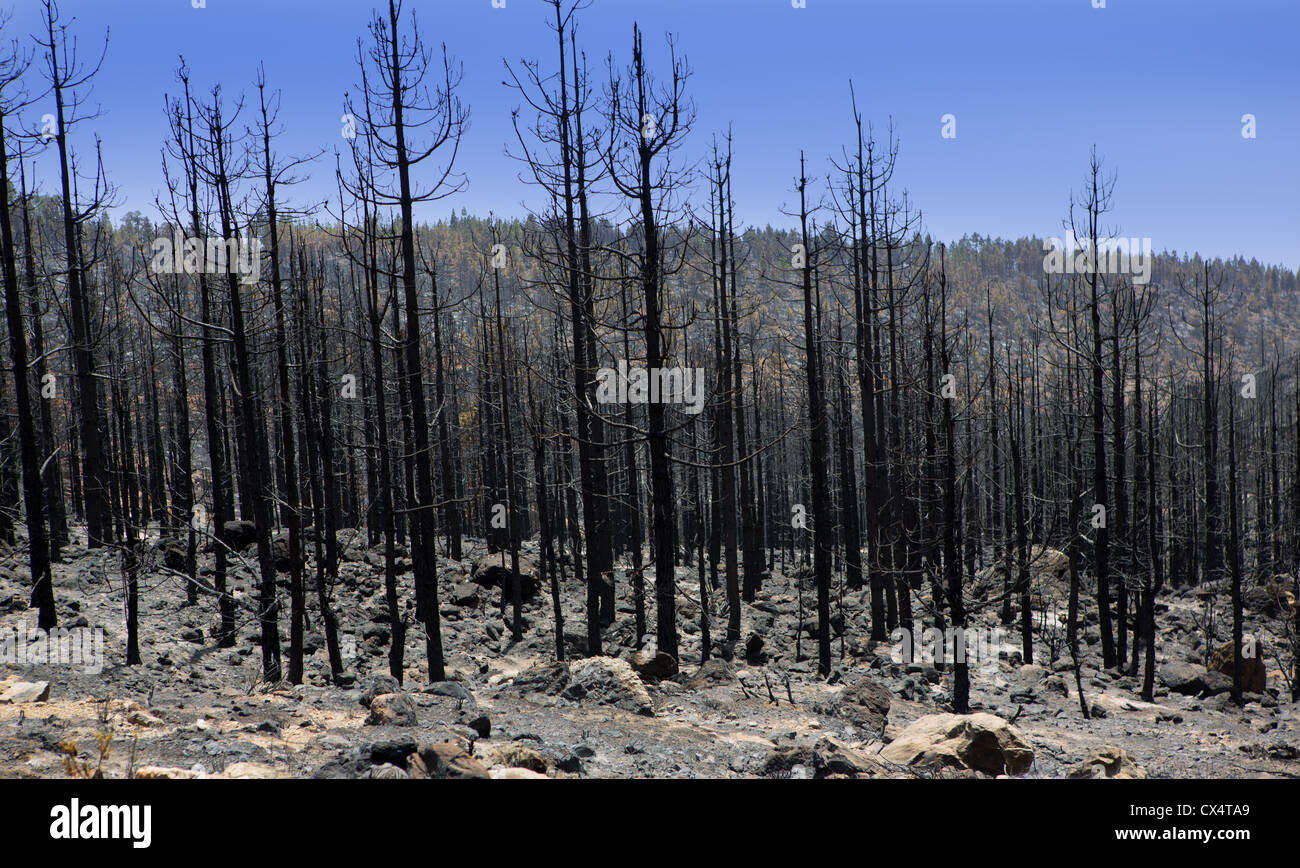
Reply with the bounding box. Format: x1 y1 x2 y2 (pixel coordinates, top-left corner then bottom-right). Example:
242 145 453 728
9 0 1298 268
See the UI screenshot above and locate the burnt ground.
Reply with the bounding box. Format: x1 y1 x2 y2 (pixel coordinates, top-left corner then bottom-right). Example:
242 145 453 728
1 529 1297 779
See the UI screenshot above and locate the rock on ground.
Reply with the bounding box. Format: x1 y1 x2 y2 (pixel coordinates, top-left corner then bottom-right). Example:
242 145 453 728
411 743 490 779
364 693 418 727
509 656 655 717
838 676 892 733
0 680 51 704
1207 640 1267 693
1068 745 1147 779
480 743 548 773
880 712 1035 776
628 650 678 682
1159 661 1212 696
764 736 895 779
470 554 541 600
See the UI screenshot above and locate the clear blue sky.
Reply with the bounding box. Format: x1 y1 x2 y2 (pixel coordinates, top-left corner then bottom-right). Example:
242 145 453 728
9 0 1298 268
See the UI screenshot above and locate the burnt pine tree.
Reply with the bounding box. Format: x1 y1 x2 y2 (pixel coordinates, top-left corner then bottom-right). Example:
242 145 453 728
254 68 311 683
203 86 282 681
17 161 68 557
36 0 113 547
794 153 832 677
937 245 970 712
1071 149 1116 668
338 123 405 682
709 144 740 642
1227 374 1244 706
605 23 694 662
504 0 614 649
169 64 236 647
0 32 57 629
350 0 468 680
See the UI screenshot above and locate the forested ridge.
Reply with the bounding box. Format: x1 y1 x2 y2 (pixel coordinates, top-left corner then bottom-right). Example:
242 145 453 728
1 0 1297 781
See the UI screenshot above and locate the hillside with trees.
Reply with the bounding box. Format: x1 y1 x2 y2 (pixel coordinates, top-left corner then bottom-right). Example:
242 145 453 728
1 0 1297 784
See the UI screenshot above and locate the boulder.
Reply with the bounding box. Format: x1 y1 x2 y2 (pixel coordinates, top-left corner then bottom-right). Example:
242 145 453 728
683 659 736 689
0 680 50 704
426 681 475 703
213 762 282 779
451 582 481 607
360 674 401 708
506 661 570 694
480 743 548 773
490 767 548 779
364 693 418 727
842 676 892 720
1199 670 1234 697
368 764 410 780
1031 546 1071 583
972 545 1070 605
470 553 541 600
566 657 654 716
1246 579 1297 618
222 520 258 550
270 532 297 571
1067 745 1147 779
1158 661 1209 696
1207 639 1267 693
1043 674 1070 697
128 709 164 727
154 538 187 571
510 656 654 716
822 676 892 734
464 713 491 739
763 736 893 779
628 649 678 682
369 737 419 767
134 766 199 780
1014 664 1048 684
879 712 1034 776
412 742 490 779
